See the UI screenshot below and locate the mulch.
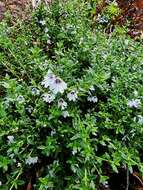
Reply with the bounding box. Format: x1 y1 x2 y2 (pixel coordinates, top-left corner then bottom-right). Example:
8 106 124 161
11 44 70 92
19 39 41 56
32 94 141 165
117 0 143 38
0 0 30 21
96 0 143 38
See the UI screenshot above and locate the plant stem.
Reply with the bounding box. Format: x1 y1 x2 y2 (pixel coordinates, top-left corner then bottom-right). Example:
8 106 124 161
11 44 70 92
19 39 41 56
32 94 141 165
126 167 129 190
9 168 22 190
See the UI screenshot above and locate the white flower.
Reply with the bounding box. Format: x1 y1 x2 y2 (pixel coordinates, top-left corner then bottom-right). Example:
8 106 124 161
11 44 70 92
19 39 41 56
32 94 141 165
39 20 46 25
87 96 98 103
31 87 40 95
26 156 38 165
67 91 78 101
50 78 67 94
58 99 67 110
138 115 143 125
51 130 56 136
25 106 33 113
0 181 2 186
32 0 41 8
47 39 51 45
89 86 95 91
102 181 109 188
42 93 55 103
72 149 77 155
17 95 25 103
45 27 49 33
62 111 69 118
17 162 21 167
7 136 14 144
127 99 141 108
41 70 56 88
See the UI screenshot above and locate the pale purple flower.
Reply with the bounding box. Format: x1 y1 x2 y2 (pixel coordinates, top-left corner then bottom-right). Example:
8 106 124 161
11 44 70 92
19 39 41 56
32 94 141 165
58 99 67 110
62 111 69 118
17 95 25 103
67 91 78 101
7 136 14 144
26 156 38 165
50 78 67 94
42 93 55 103
41 70 55 88
31 87 40 95
127 99 141 108
87 96 98 103
41 70 67 94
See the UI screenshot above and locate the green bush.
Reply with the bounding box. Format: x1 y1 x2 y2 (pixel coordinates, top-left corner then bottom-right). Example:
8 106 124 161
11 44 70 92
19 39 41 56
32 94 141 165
0 1 143 189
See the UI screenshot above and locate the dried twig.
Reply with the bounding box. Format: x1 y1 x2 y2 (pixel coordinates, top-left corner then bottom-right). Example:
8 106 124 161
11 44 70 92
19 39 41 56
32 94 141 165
133 172 143 187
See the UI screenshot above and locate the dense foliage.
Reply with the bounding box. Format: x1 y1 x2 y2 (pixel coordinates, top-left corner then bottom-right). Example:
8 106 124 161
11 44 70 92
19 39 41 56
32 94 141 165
0 0 143 189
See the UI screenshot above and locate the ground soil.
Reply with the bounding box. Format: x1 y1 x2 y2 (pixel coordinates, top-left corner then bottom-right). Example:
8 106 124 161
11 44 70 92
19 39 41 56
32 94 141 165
0 0 30 21
117 0 143 38
96 0 143 38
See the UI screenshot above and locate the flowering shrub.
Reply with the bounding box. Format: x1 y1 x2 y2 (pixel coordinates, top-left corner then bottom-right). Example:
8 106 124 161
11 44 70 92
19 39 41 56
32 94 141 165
0 0 143 189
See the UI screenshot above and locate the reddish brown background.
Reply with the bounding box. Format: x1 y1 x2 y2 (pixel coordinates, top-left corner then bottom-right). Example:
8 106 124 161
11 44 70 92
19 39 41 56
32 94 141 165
0 0 30 21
